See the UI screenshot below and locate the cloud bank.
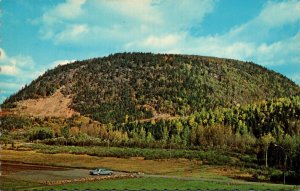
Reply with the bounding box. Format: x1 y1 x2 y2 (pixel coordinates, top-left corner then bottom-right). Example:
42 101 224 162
36 0 300 70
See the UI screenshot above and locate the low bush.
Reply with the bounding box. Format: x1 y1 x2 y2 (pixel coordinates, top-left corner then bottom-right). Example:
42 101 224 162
28 127 53 141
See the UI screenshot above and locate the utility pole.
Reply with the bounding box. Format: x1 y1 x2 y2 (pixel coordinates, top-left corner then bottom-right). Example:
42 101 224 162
284 153 287 185
169 141 172 159
274 144 287 185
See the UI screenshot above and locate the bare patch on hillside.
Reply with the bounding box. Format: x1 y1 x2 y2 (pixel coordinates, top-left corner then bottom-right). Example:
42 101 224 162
16 89 78 118
138 104 178 123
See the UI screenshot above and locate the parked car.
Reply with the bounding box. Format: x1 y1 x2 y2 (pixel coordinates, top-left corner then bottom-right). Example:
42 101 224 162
89 168 113 175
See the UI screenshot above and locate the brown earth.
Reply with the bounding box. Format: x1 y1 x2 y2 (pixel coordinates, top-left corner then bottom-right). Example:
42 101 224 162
0 161 67 175
15 88 78 118
137 104 179 123
0 109 12 117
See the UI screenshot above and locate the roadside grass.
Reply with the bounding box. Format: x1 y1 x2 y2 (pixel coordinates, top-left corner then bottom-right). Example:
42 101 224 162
164 165 252 181
0 177 42 191
32 177 297 191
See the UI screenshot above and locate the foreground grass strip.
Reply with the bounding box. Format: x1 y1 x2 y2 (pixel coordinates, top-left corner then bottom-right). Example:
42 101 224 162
33 177 296 191
0 177 42 191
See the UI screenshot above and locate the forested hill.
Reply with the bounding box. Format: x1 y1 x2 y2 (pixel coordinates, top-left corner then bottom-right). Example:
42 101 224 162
3 52 300 123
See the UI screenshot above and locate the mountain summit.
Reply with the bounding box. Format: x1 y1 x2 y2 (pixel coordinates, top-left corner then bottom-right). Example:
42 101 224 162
3 53 299 124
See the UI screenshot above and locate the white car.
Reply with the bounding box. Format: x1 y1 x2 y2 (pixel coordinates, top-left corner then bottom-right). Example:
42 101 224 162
89 168 113 175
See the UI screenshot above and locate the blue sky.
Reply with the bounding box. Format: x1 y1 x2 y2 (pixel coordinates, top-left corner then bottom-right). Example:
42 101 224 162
1 0 300 103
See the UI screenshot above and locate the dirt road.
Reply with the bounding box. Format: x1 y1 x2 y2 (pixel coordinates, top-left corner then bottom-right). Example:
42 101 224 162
0 161 138 186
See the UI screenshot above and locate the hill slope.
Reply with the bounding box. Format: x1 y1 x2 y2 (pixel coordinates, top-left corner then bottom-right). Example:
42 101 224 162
3 53 299 123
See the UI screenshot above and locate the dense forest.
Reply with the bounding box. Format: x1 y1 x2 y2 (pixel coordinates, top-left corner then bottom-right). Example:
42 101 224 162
1 52 300 183
3 53 299 123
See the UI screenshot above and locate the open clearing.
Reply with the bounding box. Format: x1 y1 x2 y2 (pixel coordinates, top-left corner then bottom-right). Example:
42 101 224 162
15 88 78 118
1 149 298 190
1 149 250 180
1 149 204 175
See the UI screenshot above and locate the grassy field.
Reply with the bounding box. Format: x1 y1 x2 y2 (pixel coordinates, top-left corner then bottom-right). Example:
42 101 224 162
32 177 297 191
1 149 202 174
21 143 238 165
1 147 298 190
0 149 254 180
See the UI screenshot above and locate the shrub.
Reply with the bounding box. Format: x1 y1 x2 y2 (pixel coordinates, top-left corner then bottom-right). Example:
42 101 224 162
29 127 53 141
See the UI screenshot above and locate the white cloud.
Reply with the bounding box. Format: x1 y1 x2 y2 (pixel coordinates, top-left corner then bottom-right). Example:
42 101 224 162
143 34 181 47
52 59 76 67
126 33 184 51
0 48 35 76
34 59 77 77
0 48 18 75
0 81 28 103
257 0 300 28
157 0 214 30
123 33 186 53
122 0 299 66
290 73 300 84
37 0 215 46
42 0 86 22
54 24 89 44
227 0 300 43
38 0 86 40
183 36 256 60
93 0 161 25
252 31 300 66
0 82 22 90
180 1 300 67
55 0 86 19
0 48 6 59
0 48 47 100
1 65 19 76
186 30 299 68
0 49 81 103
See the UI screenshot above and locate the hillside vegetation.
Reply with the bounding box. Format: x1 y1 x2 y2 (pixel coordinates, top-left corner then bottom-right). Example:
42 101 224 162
3 53 299 123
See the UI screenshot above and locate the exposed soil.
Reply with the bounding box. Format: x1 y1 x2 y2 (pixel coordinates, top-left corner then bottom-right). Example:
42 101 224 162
136 104 178 123
1 161 67 175
0 109 12 117
15 88 79 118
